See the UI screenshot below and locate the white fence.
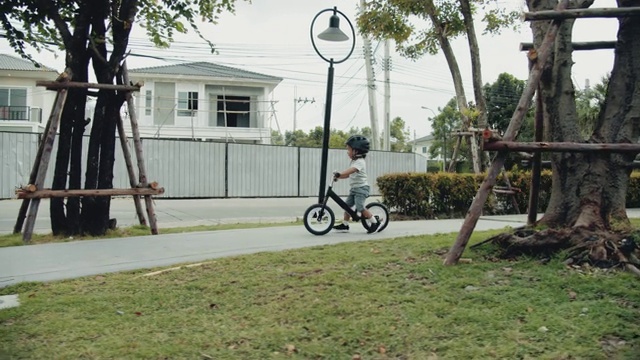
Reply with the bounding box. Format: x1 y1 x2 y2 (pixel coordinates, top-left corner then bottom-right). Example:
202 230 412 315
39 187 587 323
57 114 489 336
0 131 427 199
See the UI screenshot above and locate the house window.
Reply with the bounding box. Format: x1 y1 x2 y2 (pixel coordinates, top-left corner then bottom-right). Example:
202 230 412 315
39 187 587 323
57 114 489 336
145 90 152 116
422 146 427 153
217 95 250 127
177 91 198 117
0 88 28 120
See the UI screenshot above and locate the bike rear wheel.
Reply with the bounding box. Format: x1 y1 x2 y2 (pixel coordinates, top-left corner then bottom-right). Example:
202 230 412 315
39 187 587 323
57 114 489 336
303 204 335 236
362 202 390 233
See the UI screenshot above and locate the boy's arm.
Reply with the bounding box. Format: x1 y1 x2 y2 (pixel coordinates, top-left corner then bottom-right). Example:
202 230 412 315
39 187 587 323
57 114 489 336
334 167 358 179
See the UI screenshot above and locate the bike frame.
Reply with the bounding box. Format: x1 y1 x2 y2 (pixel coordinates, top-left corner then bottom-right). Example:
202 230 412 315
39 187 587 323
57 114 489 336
320 178 362 221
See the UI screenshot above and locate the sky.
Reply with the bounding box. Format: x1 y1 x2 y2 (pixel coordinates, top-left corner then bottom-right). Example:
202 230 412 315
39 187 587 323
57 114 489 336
0 0 619 140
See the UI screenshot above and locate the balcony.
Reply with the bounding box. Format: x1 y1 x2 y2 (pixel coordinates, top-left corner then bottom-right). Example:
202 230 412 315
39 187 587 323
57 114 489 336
0 106 42 123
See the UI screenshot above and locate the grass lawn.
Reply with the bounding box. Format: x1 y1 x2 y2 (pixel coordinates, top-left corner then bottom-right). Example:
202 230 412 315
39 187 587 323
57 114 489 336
1 227 639 359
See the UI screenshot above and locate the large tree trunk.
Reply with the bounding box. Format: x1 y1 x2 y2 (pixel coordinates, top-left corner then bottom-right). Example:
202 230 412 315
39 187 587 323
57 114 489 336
489 0 640 271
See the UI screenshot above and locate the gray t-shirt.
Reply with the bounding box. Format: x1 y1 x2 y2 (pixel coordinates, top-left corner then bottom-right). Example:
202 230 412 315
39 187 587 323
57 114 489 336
349 158 368 188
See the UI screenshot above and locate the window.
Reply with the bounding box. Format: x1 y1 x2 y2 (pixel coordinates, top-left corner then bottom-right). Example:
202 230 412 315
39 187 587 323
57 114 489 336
422 146 427 153
145 90 152 116
0 88 28 120
177 91 198 117
217 95 250 127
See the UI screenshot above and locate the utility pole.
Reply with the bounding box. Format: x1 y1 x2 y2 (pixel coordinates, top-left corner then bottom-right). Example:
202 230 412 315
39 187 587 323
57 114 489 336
383 39 391 151
360 0 380 150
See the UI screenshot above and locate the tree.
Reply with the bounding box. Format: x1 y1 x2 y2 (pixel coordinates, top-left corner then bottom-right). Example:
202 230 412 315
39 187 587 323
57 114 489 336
357 0 519 172
1 0 244 236
429 98 465 163
575 75 609 140
493 0 640 268
271 130 284 145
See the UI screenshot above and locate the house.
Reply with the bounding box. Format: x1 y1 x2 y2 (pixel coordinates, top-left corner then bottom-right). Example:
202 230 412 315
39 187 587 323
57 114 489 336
410 135 438 159
0 54 58 133
127 62 283 144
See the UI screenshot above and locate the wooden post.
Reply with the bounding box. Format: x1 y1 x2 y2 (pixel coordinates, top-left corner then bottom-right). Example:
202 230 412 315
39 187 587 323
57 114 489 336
483 141 640 153
116 106 147 226
122 61 159 235
523 6 640 21
527 86 544 225
443 0 569 265
520 41 616 51
13 106 55 234
22 88 69 242
501 170 520 214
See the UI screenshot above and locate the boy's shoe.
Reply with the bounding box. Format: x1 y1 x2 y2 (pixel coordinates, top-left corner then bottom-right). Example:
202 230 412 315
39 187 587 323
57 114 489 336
366 220 380 234
333 223 350 231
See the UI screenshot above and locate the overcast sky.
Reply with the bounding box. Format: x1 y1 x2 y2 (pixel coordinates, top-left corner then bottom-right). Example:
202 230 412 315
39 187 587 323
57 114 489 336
1 0 619 139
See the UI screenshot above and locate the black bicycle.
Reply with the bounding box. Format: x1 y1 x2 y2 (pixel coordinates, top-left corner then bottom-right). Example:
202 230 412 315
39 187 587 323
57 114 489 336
303 175 390 236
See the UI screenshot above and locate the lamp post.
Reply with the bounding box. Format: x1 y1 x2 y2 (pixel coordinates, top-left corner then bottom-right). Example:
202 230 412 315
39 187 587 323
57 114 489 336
311 6 356 203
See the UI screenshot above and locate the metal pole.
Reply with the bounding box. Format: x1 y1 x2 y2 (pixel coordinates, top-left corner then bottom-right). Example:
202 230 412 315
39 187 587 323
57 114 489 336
318 59 335 203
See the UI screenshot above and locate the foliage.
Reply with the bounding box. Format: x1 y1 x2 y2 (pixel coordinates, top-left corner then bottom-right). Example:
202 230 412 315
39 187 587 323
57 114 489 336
483 73 534 140
428 98 467 161
388 117 413 152
575 74 609 140
356 0 520 59
1 233 639 358
270 130 284 145
378 170 640 218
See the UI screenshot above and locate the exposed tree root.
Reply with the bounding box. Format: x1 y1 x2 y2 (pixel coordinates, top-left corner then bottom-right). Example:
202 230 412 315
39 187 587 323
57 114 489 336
473 226 640 277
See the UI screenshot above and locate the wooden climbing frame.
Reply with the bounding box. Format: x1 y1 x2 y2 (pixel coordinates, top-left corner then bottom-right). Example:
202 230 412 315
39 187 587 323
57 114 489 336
13 62 162 242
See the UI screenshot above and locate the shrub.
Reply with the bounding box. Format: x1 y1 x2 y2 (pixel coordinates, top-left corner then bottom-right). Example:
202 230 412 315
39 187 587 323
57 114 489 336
377 170 640 219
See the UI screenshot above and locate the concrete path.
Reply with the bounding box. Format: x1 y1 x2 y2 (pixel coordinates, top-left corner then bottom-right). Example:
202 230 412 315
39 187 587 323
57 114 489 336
0 215 527 288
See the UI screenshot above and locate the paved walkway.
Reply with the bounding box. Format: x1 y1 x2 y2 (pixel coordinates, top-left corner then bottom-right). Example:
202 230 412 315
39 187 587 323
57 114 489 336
1 199 639 289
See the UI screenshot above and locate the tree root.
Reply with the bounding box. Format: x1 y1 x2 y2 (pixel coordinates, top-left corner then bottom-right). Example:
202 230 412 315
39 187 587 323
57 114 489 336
474 226 640 277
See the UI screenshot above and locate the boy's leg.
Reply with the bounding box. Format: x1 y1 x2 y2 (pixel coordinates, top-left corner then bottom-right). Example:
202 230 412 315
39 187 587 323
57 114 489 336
354 186 379 233
333 191 355 231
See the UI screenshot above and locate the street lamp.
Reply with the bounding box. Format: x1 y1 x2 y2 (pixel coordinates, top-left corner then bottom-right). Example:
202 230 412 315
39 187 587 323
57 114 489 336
311 6 356 203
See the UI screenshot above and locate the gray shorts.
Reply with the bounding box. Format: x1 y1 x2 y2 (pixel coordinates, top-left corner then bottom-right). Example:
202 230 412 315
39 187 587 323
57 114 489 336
345 185 370 212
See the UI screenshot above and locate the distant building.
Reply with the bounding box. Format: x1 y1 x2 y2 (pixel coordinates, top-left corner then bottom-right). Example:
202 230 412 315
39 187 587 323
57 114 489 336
127 62 283 144
0 54 58 133
410 135 438 160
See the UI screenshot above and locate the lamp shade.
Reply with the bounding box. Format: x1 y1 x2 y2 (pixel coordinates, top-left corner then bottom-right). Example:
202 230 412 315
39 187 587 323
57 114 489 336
317 14 349 42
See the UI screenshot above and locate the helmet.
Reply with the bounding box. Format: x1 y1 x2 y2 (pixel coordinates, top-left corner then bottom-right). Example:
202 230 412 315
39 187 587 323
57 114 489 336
345 134 370 154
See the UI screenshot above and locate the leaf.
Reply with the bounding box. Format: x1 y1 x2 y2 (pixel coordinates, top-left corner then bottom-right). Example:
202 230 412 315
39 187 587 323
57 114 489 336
568 290 577 301
378 345 387 354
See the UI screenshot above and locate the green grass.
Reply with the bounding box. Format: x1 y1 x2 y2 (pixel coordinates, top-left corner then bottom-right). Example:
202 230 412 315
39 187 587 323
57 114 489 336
0 221 301 248
1 229 638 359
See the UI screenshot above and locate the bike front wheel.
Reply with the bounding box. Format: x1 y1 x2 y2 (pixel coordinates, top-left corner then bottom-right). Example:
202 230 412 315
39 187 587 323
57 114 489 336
303 204 335 236
363 202 390 233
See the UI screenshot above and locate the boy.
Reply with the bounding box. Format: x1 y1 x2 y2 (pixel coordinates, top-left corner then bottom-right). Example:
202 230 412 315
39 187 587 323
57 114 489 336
332 135 380 233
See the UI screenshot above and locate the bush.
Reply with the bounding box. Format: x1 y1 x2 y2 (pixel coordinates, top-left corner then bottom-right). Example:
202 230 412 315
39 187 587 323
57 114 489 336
377 171 640 219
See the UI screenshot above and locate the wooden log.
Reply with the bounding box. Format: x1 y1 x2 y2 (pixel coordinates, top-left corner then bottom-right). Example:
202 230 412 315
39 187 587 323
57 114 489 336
523 7 640 21
483 141 640 153
36 80 141 91
520 41 616 51
15 184 37 193
16 187 164 199
116 110 147 227
443 0 570 266
122 61 159 235
13 110 55 234
22 88 69 242
528 85 544 225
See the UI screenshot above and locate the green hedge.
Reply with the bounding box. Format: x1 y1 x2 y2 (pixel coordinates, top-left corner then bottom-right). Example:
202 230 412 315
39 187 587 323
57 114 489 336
377 171 640 219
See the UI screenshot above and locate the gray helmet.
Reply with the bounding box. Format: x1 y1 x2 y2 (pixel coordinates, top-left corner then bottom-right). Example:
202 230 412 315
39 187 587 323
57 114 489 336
345 134 370 154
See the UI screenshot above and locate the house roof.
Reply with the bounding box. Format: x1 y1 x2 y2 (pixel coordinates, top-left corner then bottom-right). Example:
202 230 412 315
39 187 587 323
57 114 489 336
129 61 282 82
0 54 57 72
411 135 435 144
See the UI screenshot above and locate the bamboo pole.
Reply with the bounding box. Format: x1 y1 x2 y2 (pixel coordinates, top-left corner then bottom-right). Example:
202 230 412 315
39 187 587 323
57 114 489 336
116 91 147 226
483 141 640 153
523 7 640 21
520 41 616 51
443 0 570 266
22 88 69 242
16 187 164 199
13 102 55 234
122 61 159 235
527 86 544 225
36 81 141 91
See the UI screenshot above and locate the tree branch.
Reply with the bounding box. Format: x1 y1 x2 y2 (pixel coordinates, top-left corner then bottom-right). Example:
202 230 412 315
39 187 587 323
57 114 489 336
37 0 72 47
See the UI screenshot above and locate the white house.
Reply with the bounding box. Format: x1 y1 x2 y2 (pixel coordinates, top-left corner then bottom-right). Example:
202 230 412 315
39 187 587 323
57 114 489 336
127 62 283 144
410 135 438 159
0 54 58 133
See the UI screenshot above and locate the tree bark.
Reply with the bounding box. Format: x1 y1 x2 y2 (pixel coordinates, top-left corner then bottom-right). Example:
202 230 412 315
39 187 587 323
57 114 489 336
528 0 640 232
